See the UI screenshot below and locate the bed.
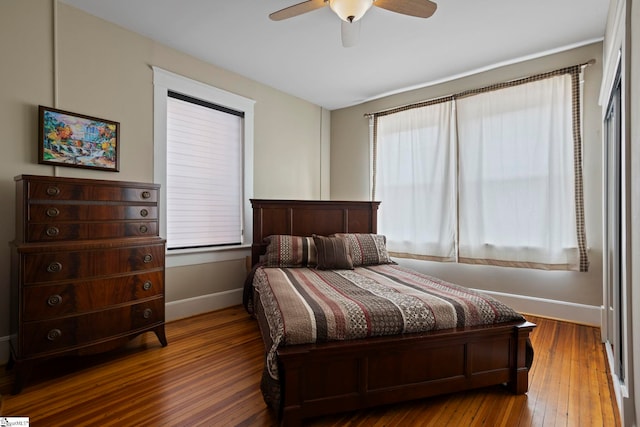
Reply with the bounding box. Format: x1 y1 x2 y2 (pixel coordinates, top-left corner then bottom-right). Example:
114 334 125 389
245 199 535 426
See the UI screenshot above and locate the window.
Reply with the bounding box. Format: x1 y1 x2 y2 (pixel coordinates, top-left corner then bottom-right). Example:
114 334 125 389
166 92 243 249
153 67 254 266
373 67 588 271
375 101 456 262
456 75 580 269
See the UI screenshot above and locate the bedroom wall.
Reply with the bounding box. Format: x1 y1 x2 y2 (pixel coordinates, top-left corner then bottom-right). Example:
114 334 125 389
0 0 329 363
330 42 604 325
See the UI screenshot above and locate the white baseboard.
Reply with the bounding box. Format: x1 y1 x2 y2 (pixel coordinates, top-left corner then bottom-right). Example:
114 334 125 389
165 288 243 322
475 288 602 326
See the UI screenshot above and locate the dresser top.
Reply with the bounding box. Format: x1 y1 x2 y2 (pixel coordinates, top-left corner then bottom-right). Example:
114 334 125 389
15 174 160 189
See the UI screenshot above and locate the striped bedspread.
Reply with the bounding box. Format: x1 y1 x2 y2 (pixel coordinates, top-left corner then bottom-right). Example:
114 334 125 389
252 264 524 379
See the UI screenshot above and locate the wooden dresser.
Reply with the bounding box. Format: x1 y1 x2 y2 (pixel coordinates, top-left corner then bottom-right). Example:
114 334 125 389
9 175 167 393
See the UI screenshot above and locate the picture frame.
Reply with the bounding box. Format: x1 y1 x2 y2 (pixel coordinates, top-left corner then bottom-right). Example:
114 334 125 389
38 105 120 172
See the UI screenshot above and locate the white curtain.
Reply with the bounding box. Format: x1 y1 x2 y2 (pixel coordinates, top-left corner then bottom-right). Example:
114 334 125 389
375 101 456 261
456 74 579 269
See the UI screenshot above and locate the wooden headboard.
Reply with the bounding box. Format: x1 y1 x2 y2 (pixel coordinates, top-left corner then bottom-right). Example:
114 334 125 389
250 199 381 266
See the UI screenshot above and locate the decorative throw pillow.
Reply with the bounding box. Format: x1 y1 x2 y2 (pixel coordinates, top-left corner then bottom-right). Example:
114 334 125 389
332 233 393 266
313 235 354 270
263 235 317 267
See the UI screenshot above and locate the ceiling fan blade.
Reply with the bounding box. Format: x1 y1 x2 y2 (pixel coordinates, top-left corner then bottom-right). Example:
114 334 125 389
269 0 328 21
373 0 437 18
341 19 360 48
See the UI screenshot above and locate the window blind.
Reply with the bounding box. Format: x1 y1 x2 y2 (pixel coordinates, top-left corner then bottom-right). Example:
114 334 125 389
166 92 243 249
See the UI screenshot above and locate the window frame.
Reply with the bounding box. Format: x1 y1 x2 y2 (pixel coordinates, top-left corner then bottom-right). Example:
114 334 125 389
153 66 254 267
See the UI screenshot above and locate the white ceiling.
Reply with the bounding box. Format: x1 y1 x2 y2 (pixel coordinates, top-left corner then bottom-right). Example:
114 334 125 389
60 0 609 110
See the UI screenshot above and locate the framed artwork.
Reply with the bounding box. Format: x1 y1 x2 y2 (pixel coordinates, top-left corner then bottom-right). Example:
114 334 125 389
38 106 120 172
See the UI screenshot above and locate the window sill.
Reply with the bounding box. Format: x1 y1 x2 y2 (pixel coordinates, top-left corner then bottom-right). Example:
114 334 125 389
166 244 251 268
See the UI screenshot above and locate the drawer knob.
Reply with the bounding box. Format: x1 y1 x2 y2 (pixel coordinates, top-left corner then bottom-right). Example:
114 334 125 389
46 186 61 196
139 225 148 234
143 308 153 319
141 191 151 199
46 207 60 217
46 226 60 237
47 262 63 273
143 254 153 263
47 329 62 341
140 208 149 217
143 281 152 291
47 294 63 306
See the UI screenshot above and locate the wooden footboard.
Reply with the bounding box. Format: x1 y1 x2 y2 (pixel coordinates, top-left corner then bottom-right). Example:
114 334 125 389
277 320 535 426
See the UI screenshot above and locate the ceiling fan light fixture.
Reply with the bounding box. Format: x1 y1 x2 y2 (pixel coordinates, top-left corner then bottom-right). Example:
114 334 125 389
328 0 374 22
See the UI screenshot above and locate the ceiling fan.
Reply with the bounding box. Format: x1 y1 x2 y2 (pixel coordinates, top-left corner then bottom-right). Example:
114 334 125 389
269 0 437 47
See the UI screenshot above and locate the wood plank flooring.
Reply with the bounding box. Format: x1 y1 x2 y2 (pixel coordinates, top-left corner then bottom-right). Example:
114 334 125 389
0 306 620 426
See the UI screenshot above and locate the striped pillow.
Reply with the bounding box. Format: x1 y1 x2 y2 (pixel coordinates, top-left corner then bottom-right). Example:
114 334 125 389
263 235 317 267
333 233 392 266
313 235 354 270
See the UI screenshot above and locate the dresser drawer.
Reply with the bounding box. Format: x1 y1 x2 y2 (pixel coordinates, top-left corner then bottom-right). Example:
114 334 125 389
21 298 164 356
22 271 164 321
28 204 158 222
28 181 158 203
26 221 158 242
23 243 165 284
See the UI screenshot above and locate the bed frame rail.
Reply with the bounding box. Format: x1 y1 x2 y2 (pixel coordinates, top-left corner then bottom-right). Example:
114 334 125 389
277 321 535 426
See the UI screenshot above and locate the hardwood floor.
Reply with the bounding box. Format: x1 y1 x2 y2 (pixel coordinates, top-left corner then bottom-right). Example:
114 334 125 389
0 306 620 426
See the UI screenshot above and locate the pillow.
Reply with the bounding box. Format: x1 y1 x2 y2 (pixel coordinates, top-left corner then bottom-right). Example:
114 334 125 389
263 235 317 267
332 233 393 266
313 235 354 270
